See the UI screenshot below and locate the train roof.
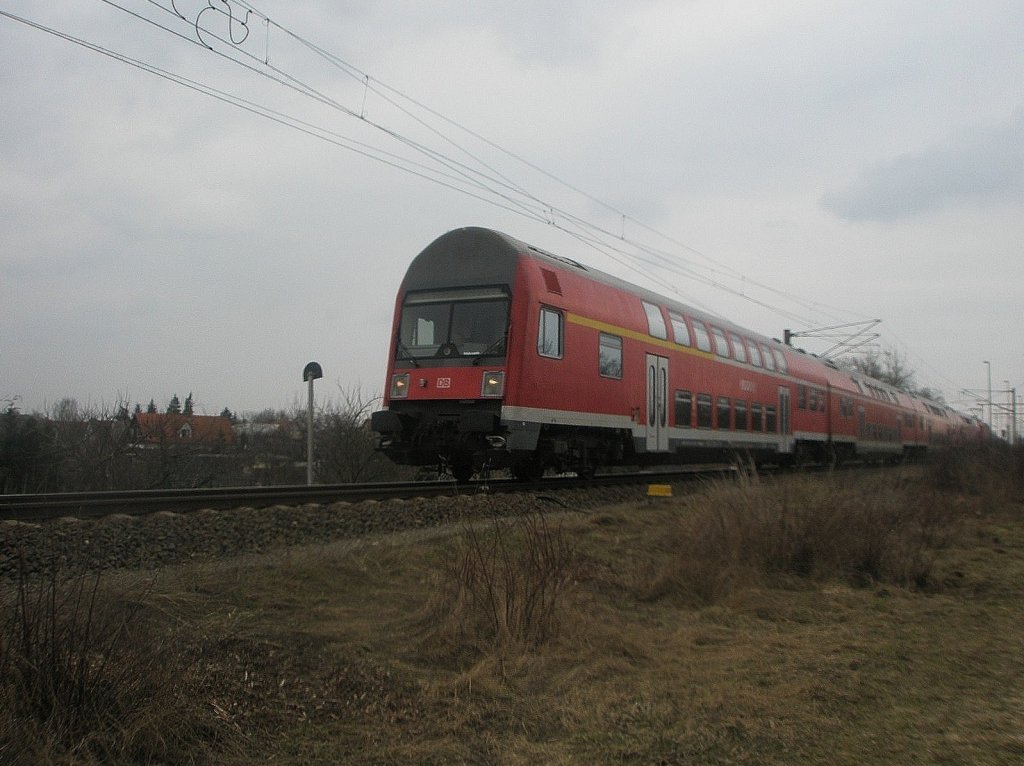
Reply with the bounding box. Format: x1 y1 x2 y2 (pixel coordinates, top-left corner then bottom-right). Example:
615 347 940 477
408 227 960 418
410 227 772 341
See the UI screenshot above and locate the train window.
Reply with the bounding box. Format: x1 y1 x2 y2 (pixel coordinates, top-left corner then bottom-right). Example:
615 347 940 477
773 349 788 374
537 307 563 358
675 390 692 428
398 287 510 360
696 394 713 428
765 405 777 433
730 333 748 363
751 403 764 432
711 327 731 358
761 345 776 371
642 302 668 340
717 397 732 430
693 322 713 353
668 311 691 347
798 385 807 410
735 399 748 430
598 333 623 379
748 341 763 367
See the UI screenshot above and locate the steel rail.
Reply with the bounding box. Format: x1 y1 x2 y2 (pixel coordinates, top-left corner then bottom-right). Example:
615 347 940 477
0 466 734 524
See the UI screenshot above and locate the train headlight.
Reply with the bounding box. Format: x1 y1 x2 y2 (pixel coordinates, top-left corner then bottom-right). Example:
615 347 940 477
390 373 410 399
481 371 505 398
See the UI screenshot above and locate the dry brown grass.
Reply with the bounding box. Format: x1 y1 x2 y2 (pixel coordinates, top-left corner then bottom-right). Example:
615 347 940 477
0 565 242 765
417 513 581 659
4 461 1023 764
632 470 970 606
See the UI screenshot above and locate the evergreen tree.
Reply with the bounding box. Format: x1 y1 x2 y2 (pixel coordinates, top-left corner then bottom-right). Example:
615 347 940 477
147 399 157 414
167 395 181 414
183 392 194 416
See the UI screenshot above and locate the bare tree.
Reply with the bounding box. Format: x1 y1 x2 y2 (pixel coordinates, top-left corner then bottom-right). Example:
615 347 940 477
311 385 404 483
842 346 915 390
841 346 945 402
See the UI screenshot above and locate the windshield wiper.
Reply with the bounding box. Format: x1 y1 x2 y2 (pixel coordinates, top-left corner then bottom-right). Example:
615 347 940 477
396 340 421 367
472 337 507 365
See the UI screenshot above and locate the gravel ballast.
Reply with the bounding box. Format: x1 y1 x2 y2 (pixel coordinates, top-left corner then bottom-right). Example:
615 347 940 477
1 484 649 579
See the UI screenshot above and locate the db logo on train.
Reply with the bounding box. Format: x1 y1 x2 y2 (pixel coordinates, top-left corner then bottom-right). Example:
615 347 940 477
437 377 452 389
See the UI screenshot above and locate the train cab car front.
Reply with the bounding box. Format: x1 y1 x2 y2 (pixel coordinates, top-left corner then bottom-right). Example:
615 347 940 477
372 366 510 481
371 252 516 481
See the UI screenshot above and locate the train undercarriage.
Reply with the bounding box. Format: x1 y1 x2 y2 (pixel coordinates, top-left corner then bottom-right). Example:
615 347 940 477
370 403 842 481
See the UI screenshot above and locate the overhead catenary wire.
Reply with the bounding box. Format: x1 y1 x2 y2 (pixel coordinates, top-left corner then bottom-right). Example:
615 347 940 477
5 1 872 339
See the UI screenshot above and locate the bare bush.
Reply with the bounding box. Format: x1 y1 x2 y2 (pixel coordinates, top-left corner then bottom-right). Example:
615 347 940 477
423 513 580 655
637 473 972 606
313 386 400 483
0 564 231 764
926 443 1024 513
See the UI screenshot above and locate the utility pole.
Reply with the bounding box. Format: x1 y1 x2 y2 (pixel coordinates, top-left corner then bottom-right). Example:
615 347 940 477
984 360 992 429
1011 387 1018 445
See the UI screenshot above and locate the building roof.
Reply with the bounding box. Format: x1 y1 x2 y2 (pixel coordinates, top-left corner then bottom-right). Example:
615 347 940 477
134 413 237 446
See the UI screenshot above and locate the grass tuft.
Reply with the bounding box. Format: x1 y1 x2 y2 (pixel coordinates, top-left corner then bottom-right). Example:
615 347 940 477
0 562 239 765
419 512 581 659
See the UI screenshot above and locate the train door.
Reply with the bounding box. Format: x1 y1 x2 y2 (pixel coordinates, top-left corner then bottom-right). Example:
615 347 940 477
778 386 793 453
645 354 669 452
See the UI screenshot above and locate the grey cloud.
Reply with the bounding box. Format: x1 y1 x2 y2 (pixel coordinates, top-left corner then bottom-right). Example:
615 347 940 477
821 109 1024 221
355 0 643 66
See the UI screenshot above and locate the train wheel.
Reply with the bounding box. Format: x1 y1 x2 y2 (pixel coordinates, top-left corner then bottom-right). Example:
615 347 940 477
511 454 544 481
451 461 474 483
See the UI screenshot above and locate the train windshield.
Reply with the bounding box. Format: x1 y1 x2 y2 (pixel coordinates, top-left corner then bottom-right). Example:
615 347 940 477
397 287 509 361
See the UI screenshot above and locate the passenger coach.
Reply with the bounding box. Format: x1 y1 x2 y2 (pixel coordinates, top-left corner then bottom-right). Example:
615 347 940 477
371 227 985 480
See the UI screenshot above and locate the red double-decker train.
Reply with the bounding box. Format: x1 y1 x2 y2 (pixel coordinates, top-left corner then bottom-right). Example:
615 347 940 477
371 227 987 481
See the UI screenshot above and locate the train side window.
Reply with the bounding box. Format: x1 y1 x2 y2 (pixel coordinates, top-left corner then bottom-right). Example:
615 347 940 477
730 333 748 363
675 390 692 427
696 394 713 428
748 341 763 367
798 385 807 410
765 405 777 433
693 322 713 353
717 397 732 430
773 349 788 374
761 344 776 371
642 301 668 340
841 396 854 418
537 307 564 358
598 333 623 379
668 311 691 347
735 399 748 430
751 403 764 432
711 326 731 358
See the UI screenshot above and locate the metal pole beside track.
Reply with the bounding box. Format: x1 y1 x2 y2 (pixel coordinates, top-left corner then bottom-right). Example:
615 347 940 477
984 360 992 431
302 361 323 486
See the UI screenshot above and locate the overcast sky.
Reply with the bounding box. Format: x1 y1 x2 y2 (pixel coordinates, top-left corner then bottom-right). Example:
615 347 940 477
2 1 1022 429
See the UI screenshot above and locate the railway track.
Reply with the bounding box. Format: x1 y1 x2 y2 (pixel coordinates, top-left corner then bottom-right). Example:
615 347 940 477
0 466 733 524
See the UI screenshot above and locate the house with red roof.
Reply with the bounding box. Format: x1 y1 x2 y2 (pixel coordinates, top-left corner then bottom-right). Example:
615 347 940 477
133 412 237 449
